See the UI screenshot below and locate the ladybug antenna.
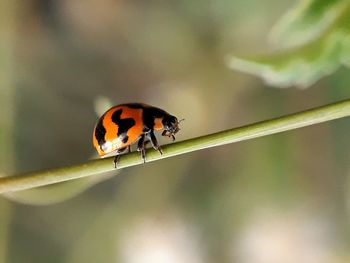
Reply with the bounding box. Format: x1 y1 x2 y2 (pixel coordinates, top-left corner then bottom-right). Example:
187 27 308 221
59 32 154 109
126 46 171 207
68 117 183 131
178 118 185 123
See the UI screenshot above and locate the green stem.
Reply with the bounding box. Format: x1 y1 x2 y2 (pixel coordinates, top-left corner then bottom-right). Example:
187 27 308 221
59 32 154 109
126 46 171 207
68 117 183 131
1 99 350 193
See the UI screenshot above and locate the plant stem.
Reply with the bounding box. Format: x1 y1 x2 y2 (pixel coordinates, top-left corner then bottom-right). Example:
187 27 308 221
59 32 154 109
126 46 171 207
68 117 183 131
1 99 350 193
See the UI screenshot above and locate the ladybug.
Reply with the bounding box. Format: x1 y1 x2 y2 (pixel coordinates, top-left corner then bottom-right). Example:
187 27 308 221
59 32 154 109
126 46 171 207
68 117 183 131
93 103 181 167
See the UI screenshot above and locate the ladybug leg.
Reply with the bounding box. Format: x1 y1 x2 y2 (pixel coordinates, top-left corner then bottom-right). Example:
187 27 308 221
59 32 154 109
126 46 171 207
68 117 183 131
137 134 146 163
127 145 131 153
113 147 127 168
149 130 163 155
113 155 120 169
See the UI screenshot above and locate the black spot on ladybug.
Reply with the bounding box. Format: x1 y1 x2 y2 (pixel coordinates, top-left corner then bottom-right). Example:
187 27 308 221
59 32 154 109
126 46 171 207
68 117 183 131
112 109 136 143
119 132 129 143
95 119 107 148
142 107 167 130
123 103 144 109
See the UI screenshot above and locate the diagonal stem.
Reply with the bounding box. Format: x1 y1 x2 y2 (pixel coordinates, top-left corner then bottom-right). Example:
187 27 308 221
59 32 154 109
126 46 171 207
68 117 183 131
0 98 349 193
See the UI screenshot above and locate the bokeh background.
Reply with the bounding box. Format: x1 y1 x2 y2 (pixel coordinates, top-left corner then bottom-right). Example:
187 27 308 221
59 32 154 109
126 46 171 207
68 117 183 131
1 0 350 262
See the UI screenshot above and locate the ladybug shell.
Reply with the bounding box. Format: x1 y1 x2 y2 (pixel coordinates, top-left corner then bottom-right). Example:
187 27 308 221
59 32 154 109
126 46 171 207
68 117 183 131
93 103 165 157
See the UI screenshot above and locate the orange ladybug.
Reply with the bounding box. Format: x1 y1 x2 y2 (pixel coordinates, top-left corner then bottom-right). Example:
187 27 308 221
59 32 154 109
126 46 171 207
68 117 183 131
93 103 181 167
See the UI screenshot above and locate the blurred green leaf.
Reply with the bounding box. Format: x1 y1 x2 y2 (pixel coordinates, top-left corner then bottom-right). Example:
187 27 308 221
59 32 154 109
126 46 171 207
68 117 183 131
1 172 115 205
228 0 350 88
269 0 349 49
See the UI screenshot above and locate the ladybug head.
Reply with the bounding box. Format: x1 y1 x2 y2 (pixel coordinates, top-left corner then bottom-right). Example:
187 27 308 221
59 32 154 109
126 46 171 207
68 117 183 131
161 114 183 141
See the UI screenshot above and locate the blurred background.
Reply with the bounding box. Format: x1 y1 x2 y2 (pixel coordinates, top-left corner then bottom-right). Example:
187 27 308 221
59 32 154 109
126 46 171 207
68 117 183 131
0 0 350 262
